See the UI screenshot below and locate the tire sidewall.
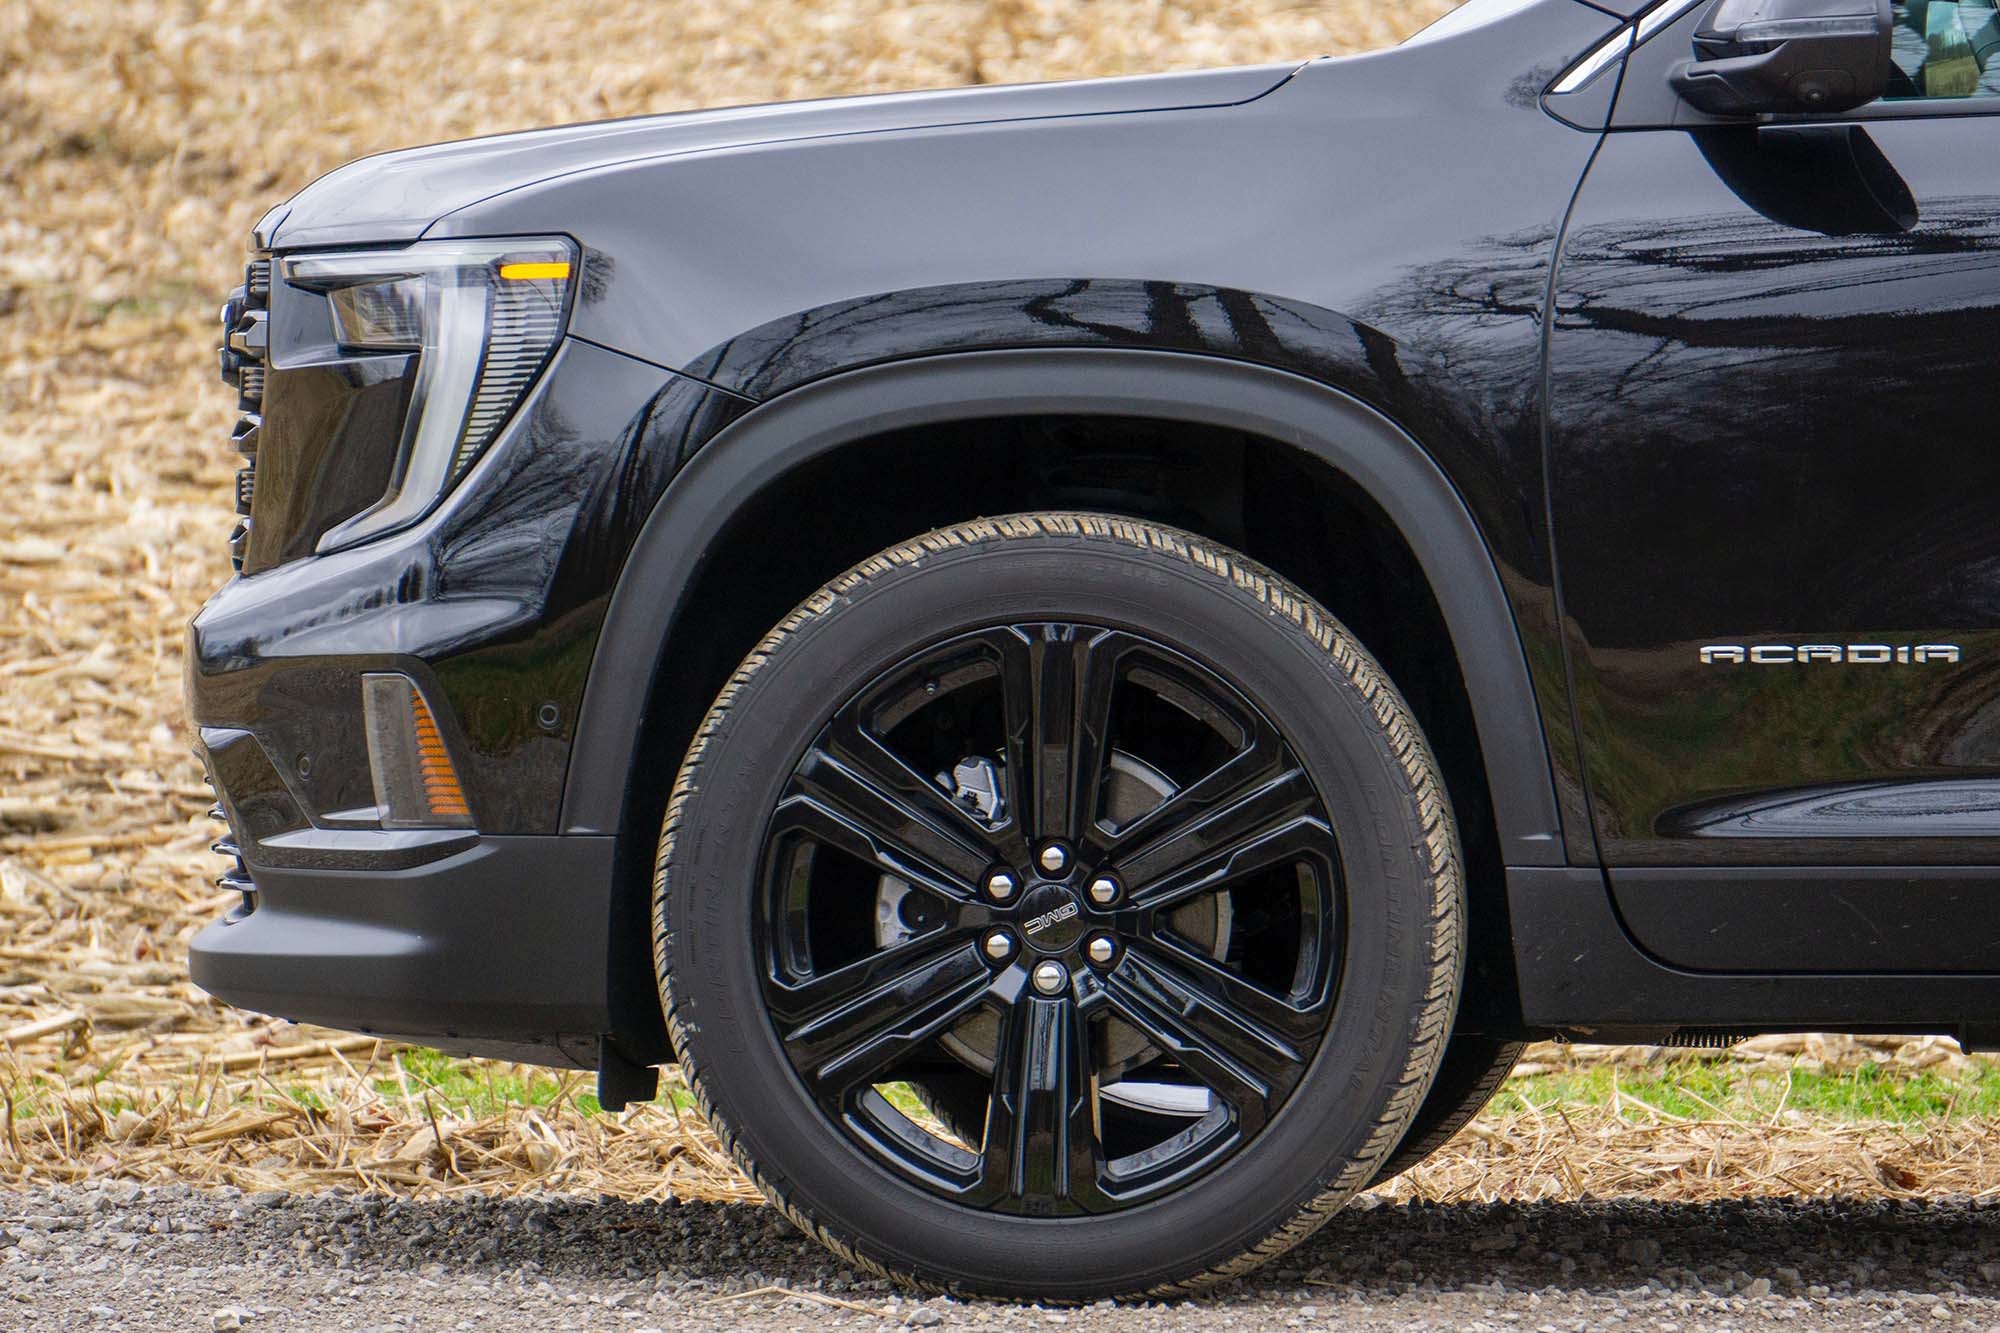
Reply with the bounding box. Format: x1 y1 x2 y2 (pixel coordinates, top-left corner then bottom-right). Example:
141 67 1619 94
660 522 1457 1297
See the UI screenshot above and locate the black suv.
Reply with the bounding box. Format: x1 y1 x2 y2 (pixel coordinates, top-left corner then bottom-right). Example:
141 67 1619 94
190 0 2000 1298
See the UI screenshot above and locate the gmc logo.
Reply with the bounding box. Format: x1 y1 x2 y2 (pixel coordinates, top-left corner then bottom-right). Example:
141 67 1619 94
1024 902 1079 936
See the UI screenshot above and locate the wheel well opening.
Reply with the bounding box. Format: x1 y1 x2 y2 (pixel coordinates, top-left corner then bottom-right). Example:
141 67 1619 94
606 414 1520 1062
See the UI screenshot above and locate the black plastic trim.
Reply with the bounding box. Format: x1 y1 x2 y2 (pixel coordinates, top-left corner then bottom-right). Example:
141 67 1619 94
254 826 481 872
188 834 616 1069
596 1036 661 1111
561 348 1567 868
1611 865 2000 974
198 725 308 847
1509 865 2000 1038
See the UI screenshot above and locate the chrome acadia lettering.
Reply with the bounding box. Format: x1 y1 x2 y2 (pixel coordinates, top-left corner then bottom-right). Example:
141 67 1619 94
1699 643 1961 665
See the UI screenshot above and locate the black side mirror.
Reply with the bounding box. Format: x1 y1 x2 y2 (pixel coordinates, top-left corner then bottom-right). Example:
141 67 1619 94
1670 0 1892 115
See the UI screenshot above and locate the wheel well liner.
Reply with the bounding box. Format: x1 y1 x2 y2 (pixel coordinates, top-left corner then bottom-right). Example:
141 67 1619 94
569 349 1565 1057
566 348 1561 855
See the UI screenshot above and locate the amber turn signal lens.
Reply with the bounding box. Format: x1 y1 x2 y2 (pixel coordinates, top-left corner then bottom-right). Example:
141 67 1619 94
497 261 571 281
361 673 474 829
407 688 470 819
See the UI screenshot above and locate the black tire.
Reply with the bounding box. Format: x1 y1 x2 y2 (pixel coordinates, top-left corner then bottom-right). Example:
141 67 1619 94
915 1034 1522 1191
1366 1035 1524 1185
654 513 1464 1299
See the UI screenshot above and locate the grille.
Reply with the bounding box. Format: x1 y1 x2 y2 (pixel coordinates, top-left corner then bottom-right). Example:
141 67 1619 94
200 769 257 920
1662 1030 1749 1050
218 259 272 570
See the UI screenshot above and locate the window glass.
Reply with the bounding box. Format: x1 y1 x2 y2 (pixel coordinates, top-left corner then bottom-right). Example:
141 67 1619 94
1887 0 2000 98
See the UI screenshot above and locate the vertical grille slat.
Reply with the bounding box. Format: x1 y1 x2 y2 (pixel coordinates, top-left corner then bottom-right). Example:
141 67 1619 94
198 764 257 920
219 258 272 571
237 364 264 412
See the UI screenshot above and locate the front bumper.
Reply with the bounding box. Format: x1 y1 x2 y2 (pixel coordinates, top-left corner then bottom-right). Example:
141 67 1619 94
183 337 744 1067
189 832 614 1068
181 368 616 1065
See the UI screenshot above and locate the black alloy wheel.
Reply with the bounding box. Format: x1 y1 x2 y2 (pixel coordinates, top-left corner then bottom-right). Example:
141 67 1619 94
655 513 1463 1299
762 620 1341 1214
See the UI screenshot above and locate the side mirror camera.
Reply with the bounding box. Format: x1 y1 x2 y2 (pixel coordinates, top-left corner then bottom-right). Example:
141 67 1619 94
1671 0 1891 115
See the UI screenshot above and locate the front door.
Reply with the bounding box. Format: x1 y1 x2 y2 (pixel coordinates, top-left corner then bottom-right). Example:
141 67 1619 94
1546 0 2000 970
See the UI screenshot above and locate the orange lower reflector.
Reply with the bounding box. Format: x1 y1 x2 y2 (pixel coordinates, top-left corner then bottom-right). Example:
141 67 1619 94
361 673 475 829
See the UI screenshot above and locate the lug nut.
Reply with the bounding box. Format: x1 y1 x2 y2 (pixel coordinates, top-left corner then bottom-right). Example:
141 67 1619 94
1031 960 1069 995
983 930 1014 961
1038 843 1069 874
1086 935 1117 967
985 871 1018 902
1086 875 1120 906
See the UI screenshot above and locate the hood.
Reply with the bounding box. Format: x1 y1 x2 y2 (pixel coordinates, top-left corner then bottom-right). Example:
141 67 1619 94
254 63 1303 252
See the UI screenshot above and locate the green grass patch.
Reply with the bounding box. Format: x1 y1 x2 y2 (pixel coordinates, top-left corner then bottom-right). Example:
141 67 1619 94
8 1048 1996 1132
371 1048 722 1119
1501 1058 2000 1124
277 1085 331 1113
374 1048 600 1119
1 1076 62 1121
877 1081 933 1122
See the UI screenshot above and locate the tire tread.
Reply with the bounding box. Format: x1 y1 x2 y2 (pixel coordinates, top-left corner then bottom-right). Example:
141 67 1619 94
653 511 1464 1299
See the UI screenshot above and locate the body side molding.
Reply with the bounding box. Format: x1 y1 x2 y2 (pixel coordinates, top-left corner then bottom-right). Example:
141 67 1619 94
1510 866 2000 1038
560 348 1567 867
1612 865 2000 973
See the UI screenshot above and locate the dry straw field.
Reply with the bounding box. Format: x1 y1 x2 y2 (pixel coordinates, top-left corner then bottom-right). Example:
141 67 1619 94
3 0 1997 1210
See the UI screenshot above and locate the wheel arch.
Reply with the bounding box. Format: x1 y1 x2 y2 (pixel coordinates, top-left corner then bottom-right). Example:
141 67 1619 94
572 348 1566 1056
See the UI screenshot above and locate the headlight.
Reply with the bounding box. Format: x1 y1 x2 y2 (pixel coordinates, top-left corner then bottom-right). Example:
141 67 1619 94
282 237 576 553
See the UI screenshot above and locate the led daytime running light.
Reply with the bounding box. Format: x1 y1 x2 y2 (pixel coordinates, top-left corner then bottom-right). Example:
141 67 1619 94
283 237 575 553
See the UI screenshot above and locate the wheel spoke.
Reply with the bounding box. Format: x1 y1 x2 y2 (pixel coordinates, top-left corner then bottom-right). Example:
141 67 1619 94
785 737 997 893
997 626 1120 848
1103 942 1317 1132
973 995 1110 1213
823 715 1004 843
753 616 1352 1218
1116 766 1326 912
1101 723 1287 850
776 936 995 1099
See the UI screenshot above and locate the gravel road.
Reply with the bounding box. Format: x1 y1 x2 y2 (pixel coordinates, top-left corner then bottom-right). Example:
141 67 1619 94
5 1183 1997 1330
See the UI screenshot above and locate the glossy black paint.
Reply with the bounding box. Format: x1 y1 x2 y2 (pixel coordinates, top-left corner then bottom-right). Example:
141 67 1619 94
254 65 1303 251
566 350 1567 867
214 0 1615 846
189 0 2000 1065
1549 60 2000 871
481 0 1616 869
198 725 308 846
188 337 750 836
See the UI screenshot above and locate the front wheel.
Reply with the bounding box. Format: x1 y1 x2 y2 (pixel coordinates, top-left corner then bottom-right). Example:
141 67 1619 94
655 513 1464 1299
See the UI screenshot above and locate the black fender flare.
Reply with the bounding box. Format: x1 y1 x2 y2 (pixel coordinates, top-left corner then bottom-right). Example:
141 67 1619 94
561 347 1566 867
